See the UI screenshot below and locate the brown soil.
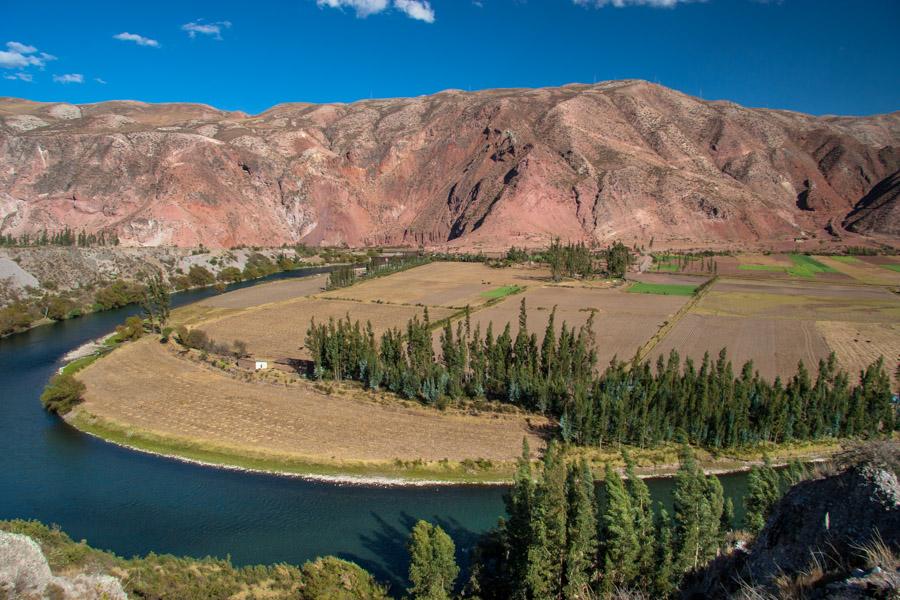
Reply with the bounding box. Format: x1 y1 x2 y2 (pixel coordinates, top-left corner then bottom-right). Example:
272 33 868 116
201 297 455 360
76 339 548 464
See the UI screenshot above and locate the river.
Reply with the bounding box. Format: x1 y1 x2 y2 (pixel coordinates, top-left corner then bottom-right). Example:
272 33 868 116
0 268 749 590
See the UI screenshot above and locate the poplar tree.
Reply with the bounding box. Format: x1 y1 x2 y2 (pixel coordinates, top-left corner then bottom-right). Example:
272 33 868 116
407 521 459 600
653 505 676 598
744 456 781 534
599 464 638 594
563 459 597 599
624 452 655 590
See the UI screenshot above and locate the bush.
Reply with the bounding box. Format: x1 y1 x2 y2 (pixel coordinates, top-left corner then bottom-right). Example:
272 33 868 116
0 302 34 335
187 265 216 287
41 373 86 414
298 557 389 600
45 295 77 321
115 316 145 341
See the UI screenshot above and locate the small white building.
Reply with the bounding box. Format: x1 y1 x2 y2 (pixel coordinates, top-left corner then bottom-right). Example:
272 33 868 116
254 360 269 371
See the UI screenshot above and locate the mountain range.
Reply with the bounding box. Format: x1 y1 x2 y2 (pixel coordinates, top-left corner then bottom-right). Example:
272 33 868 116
1 80 898 249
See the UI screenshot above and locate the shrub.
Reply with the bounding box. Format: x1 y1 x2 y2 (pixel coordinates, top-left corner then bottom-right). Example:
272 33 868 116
41 373 86 414
115 316 145 341
187 265 216 287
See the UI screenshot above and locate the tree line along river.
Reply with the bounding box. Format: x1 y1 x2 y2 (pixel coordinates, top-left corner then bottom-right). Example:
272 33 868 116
0 268 750 589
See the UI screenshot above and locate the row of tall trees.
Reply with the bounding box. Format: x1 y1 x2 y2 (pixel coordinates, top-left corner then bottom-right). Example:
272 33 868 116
0 227 119 247
306 299 897 450
410 444 734 599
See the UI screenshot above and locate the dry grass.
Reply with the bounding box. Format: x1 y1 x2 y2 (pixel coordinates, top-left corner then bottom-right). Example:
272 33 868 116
449 285 689 368
816 321 900 390
199 274 328 309
318 261 548 308
75 339 548 468
201 297 455 360
813 256 900 286
650 314 831 381
695 278 900 323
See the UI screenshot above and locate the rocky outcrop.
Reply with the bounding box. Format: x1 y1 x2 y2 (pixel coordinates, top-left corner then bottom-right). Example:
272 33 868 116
1 82 898 249
683 463 900 599
843 170 900 237
0 531 127 600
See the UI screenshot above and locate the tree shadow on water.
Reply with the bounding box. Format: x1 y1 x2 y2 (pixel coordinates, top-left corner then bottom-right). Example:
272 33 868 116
338 510 491 597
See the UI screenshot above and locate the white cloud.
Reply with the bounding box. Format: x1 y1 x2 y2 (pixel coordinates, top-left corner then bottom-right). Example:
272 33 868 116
113 32 160 47
317 0 390 17
573 0 697 7
316 0 434 21
394 0 435 22
53 73 83 84
4 72 33 82
6 41 37 54
182 20 232 40
0 41 55 69
95 77 107 84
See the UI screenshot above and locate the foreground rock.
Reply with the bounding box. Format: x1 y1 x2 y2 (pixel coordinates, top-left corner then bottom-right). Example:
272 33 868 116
2 81 898 249
684 456 900 599
0 531 127 600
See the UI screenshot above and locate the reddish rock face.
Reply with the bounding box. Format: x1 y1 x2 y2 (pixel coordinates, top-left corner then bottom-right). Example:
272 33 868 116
1 81 898 249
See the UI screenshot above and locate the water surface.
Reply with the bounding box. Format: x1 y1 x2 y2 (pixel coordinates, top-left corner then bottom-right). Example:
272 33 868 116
0 269 748 589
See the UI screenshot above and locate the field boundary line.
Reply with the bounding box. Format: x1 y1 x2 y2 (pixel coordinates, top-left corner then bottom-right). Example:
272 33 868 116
630 275 718 366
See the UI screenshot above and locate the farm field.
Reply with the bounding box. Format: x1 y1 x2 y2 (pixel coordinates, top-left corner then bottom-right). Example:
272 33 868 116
816 321 900 389
650 275 900 386
74 339 548 469
319 261 546 308
713 254 854 283
202 297 455 360
694 278 900 322
201 274 328 309
450 284 690 368
649 314 830 381
812 255 900 286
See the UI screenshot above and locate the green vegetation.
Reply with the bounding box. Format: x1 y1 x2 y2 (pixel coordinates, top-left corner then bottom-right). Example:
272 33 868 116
787 254 839 277
307 299 897 451
40 373 86 415
882 263 900 273
627 282 698 296
0 519 387 600
480 285 523 300
545 239 595 281
407 521 459 599
466 443 732 598
327 264 359 290
0 226 119 247
652 252 718 274
828 256 862 264
604 241 632 278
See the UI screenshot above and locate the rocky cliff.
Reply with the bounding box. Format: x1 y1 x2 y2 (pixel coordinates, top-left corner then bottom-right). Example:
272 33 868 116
684 451 900 599
2 81 898 249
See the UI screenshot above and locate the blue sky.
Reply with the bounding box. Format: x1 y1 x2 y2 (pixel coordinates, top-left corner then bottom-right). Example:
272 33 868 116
2 0 898 116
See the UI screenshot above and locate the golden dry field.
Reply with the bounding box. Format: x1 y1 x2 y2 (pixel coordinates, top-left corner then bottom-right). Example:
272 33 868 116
202 297 455 360
76 338 548 465
816 320 900 388
452 284 690 367
812 256 900 286
319 262 547 308
73 256 899 480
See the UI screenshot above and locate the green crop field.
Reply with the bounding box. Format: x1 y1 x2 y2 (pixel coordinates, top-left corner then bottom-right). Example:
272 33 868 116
481 285 523 300
828 256 861 264
882 264 900 273
786 254 839 278
738 264 786 272
627 282 697 296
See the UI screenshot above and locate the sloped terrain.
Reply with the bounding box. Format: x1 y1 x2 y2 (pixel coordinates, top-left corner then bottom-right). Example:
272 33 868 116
1 81 898 249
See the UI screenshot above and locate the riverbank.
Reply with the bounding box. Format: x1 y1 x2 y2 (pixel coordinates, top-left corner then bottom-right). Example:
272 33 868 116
66 405 841 486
